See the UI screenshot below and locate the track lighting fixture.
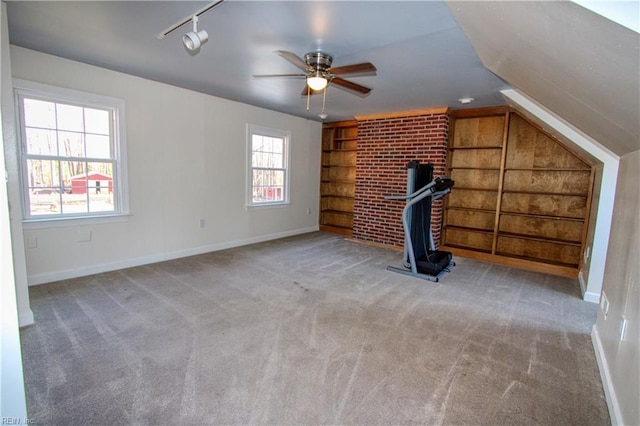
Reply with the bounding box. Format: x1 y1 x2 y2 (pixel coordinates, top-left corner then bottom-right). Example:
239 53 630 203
183 15 208 52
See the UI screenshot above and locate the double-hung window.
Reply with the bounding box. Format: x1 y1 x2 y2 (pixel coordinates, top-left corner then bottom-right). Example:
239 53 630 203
247 124 290 206
15 80 127 221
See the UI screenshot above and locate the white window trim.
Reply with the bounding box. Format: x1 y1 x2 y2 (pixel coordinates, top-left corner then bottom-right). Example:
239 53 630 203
14 79 129 224
246 123 291 208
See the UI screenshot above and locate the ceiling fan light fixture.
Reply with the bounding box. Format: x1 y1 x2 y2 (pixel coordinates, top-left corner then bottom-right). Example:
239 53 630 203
307 73 328 91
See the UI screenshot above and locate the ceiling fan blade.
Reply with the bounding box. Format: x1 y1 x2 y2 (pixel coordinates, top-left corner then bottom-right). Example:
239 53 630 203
277 50 310 71
253 73 306 79
329 62 377 76
331 77 372 97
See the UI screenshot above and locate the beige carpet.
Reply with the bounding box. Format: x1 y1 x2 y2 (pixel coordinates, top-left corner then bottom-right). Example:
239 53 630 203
20 232 609 425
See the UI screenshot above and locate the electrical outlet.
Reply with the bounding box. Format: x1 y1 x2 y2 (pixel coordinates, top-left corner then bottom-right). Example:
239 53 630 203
27 236 38 249
306 207 311 215
76 230 92 243
600 291 609 319
199 219 206 228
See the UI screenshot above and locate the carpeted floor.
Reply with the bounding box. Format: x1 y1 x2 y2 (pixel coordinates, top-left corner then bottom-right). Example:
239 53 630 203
20 231 610 425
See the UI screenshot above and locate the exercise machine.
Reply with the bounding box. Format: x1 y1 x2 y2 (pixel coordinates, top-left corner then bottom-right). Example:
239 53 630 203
385 161 455 282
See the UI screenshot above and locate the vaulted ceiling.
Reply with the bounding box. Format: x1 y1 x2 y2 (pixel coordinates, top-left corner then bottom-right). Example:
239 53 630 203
5 1 638 155
448 1 639 156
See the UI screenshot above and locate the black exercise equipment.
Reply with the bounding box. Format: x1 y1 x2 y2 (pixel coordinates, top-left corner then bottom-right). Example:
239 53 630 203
385 161 455 282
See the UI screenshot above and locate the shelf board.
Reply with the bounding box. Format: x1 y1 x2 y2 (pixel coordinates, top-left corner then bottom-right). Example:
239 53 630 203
504 167 592 172
499 210 585 222
442 243 492 254
502 189 588 197
449 146 503 150
321 209 353 216
497 232 582 246
440 245 579 278
452 186 499 192
333 137 358 142
321 179 355 184
494 251 579 269
322 164 355 168
444 225 494 235
446 206 496 214
319 224 353 236
448 167 501 171
323 148 358 153
445 207 585 223
445 226 581 246
321 194 354 200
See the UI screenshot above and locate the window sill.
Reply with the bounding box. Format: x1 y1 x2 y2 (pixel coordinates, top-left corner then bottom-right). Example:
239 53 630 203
245 202 290 211
22 213 131 230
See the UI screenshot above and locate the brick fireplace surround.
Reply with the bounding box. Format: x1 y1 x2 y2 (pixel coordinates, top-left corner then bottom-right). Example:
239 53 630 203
353 109 449 249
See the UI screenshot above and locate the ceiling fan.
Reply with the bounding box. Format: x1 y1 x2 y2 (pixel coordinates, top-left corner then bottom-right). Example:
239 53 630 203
253 50 377 97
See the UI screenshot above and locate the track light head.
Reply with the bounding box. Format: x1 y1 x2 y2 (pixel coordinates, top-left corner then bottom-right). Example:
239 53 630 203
183 30 208 51
183 15 208 53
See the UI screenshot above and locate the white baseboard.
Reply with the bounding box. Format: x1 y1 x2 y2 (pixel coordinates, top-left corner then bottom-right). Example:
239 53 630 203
591 325 622 425
583 291 601 304
579 269 600 304
27 226 319 286
19 307 34 327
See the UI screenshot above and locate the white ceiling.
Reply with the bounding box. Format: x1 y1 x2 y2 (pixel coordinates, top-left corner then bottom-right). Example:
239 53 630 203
5 1 509 123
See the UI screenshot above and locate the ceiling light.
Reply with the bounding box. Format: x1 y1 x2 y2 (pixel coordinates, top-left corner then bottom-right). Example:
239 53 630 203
183 15 208 52
307 72 328 91
458 97 474 104
157 1 226 40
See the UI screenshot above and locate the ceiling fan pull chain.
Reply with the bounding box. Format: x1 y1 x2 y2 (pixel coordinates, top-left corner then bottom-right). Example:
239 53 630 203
306 85 311 111
322 86 327 111
318 85 329 119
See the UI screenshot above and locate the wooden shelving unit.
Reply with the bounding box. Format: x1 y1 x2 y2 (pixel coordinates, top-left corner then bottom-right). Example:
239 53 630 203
320 120 358 235
442 109 595 278
443 112 506 254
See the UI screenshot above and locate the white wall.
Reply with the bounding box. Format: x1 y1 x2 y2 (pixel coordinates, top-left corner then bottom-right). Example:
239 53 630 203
0 3 28 419
592 149 639 426
9 46 322 285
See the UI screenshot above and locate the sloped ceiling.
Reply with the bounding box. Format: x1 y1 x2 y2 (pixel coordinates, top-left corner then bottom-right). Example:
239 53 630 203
447 1 639 156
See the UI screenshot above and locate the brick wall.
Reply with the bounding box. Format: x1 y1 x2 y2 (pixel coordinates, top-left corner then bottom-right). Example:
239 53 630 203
353 112 449 248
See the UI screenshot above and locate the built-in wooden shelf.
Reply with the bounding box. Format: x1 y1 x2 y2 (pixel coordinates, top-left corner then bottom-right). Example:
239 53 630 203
442 109 595 277
320 120 358 236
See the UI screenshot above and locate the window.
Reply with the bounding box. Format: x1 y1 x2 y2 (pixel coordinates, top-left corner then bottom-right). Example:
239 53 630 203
15 80 128 221
247 124 290 206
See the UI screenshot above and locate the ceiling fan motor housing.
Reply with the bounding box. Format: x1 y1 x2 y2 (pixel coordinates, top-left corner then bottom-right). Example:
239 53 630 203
304 52 333 73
